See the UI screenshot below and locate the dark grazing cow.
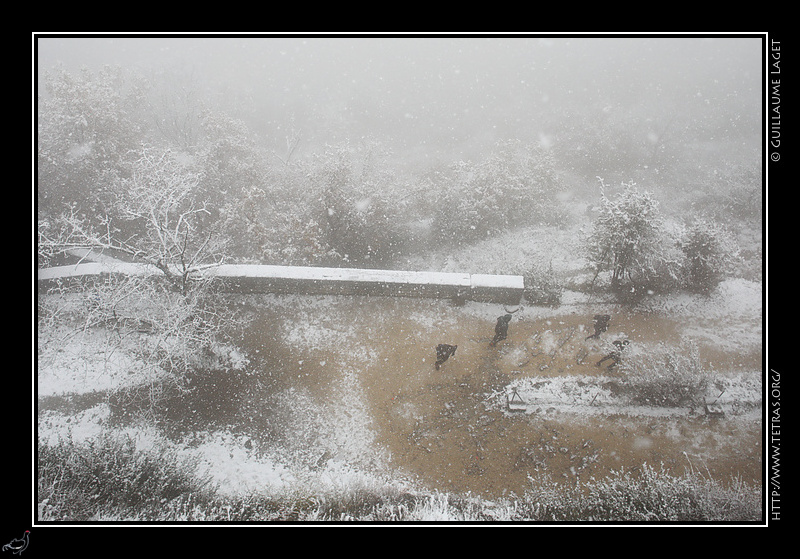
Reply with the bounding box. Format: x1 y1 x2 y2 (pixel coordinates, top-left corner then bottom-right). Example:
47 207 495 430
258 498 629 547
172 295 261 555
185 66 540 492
596 339 630 369
435 344 458 370
489 314 513 347
585 314 611 340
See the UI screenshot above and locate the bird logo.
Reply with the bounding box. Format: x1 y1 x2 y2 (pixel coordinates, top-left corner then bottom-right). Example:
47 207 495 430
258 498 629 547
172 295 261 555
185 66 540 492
2 531 29 555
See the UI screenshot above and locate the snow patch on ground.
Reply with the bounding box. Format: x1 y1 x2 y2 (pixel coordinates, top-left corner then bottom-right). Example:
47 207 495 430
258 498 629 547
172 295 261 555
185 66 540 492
37 326 169 397
38 404 164 450
38 404 112 446
642 278 763 352
644 278 762 320
492 370 762 419
179 430 299 495
180 365 390 497
408 225 589 277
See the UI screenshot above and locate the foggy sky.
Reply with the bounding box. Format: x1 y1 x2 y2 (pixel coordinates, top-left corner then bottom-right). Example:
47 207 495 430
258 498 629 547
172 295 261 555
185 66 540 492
35 34 763 159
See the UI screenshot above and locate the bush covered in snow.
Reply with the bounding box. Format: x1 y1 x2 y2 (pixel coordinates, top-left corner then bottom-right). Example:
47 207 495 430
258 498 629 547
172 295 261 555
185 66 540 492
520 463 761 522
227 140 411 268
37 432 761 522
38 431 212 521
432 140 567 245
304 142 409 266
679 218 740 294
586 180 682 301
586 181 744 303
519 264 564 306
617 342 712 408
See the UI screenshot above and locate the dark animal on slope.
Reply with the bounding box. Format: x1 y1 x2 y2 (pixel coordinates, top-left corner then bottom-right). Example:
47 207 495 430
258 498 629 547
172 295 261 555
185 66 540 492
596 339 630 369
585 314 611 340
490 314 513 347
435 344 458 370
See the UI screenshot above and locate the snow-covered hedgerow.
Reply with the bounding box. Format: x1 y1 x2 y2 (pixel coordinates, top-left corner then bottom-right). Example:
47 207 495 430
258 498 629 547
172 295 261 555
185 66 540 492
519 463 762 522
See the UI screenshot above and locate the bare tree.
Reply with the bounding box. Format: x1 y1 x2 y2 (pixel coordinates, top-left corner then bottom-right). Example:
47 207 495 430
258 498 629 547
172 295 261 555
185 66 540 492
145 67 203 151
118 146 226 294
273 125 302 167
38 145 244 407
42 145 226 296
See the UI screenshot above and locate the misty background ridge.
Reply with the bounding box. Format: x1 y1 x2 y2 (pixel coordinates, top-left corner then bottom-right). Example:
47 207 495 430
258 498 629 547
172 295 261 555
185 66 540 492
36 36 762 167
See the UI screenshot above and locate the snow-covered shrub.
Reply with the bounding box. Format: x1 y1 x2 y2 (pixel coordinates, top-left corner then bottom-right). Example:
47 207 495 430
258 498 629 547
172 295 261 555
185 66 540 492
433 140 566 245
213 138 411 268
37 66 146 217
37 431 211 521
576 463 760 521
302 141 409 266
264 214 343 267
679 218 740 294
195 109 269 226
586 180 682 301
692 160 762 228
520 464 761 522
198 115 311 264
519 264 564 306
617 342 711 408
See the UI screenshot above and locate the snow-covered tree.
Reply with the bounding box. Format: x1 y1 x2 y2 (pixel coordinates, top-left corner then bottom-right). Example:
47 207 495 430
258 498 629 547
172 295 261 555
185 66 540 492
38 143 240 391
433 140 565 244
189 109 284 263
302 140 408 266
144 65 205 151
41 145 226 296
680 218 739 294
118 146 227 293
587 180 681 300
37 65 148 216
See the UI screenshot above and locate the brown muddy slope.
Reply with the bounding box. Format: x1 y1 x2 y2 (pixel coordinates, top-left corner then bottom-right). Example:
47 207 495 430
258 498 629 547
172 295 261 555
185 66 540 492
238 294 762 499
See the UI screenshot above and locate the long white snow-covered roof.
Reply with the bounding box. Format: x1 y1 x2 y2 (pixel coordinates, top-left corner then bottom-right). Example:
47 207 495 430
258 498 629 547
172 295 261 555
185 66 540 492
470 273 525 289
37 262 156 280
38 262 524 302
205 264 473 286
